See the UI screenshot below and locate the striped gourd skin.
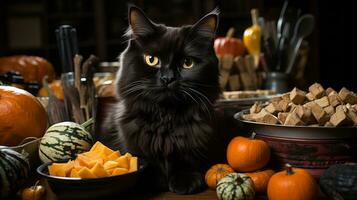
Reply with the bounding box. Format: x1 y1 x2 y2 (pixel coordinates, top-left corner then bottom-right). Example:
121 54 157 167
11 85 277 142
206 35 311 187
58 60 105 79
39 122 93 163
217 173 255 200
0 148 30 199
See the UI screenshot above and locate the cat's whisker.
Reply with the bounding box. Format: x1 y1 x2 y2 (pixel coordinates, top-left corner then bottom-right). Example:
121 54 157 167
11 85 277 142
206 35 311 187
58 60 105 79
182 81 217 88
180 89 199 107
186 90 212 120
120 85 145 98
187 88 213 106
186 88 214 120
120 80 144 90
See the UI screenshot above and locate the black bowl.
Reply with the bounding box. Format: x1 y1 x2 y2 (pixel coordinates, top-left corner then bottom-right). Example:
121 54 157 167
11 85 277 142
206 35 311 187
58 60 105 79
37 162 144 199
234 109 357 139
234 110 357 178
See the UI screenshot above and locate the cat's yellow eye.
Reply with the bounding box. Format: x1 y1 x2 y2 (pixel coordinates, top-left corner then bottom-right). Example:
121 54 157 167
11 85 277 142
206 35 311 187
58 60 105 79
183 58 194 69
144 55 159 67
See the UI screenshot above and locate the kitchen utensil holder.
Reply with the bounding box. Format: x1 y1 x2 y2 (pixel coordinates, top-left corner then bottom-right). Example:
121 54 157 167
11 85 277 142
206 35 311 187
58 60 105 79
264 72 290 93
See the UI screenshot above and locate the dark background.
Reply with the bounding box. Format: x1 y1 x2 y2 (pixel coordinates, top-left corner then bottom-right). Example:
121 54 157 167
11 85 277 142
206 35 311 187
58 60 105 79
0 0 353 90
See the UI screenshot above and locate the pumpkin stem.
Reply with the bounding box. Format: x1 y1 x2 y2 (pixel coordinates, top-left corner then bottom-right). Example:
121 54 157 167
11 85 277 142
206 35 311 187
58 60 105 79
226 27 235 38
81 117 94 130
285 163 294 175
236 176 244 184
251 9 259 26
250 132 257 139
42 75 55 97
32 180 40 189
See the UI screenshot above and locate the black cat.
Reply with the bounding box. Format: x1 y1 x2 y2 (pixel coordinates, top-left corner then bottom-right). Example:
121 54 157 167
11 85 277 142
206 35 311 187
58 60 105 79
102 6 236 194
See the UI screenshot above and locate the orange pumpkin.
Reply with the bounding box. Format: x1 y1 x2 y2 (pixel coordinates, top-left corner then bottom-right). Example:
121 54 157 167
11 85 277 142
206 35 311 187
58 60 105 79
245 169 274 193
37 80 64 100
205 164 234 189
214 28 245 57
21 180 45 200
0 86 48 146
226 132 270 172
267 164 317 200
0 55 55 85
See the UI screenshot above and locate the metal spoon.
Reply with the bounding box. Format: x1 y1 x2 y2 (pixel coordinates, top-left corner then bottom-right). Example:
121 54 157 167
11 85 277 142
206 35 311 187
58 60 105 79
286 14 314 74
277 0 288 42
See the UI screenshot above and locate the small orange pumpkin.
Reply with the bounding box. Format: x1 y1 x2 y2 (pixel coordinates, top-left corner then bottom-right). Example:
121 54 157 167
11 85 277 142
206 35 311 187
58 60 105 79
214 28 245 57
227 132 270 172
267 164 317 200
245 169 274 193
37 80 64 100
205 164 234 189
21 180 45 200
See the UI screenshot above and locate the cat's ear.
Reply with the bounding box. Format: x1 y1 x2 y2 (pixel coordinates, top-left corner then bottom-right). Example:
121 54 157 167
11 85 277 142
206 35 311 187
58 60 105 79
192 8 219 38
128 5 155 37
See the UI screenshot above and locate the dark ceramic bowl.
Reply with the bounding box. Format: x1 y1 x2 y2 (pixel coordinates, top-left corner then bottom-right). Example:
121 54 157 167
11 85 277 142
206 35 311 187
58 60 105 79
37 162 144 199
234 110 357 178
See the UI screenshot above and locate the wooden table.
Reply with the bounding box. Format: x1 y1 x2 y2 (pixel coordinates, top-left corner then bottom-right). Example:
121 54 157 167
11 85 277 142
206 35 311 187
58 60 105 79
42 180 268 200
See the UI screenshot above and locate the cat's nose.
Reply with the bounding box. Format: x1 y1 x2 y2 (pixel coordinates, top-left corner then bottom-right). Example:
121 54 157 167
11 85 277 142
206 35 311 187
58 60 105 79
160 76 175 85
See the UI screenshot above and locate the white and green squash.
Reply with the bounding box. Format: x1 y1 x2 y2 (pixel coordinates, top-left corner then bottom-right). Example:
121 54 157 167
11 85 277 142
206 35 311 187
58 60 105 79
0 147 30 199
216 172 255 200
39 118 94 163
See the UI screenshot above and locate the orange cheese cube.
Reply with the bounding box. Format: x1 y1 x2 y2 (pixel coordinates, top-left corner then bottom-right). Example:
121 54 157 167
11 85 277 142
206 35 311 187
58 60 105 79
90 162 109 177
106 151 121 161
111 168 129 176
90 141 114 156
129 157 138 172
70 168 80 178
103 161 119 170
48 162 72 176
115 156 129 170
78 167 96 179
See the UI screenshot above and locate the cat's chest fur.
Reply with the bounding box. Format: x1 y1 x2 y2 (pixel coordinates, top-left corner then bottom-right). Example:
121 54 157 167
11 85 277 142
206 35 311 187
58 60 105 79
116 99 214 160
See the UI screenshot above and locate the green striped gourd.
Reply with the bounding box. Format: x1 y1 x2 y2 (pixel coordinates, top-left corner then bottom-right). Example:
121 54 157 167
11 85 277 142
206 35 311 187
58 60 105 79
216 172 255 200
39 118 94 163
0 148 30 199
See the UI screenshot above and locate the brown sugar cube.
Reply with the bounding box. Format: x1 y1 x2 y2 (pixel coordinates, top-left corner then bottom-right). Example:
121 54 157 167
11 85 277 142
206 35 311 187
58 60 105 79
309 83 325 99
314 96 330 108
303 101 315 110
306 92 315 101
288 103 298 113
339 87 357 104
295 105 314 124
265 102 281 115
347 108 357 125
325 87 336 96
278 99 290 112
253 109 279 124
346 103 352 109
353 104 357 111
271 96 283 103
324 105 335 116
336 105 348 113
306 101 329 125
250 102 263 114
284 112 305 126
328 91 342 107
242 114 255 121
346 104 356 112
281 92 290 101
324 121 334 127
278 112 289 124
290 87 306 105
330 105 351 126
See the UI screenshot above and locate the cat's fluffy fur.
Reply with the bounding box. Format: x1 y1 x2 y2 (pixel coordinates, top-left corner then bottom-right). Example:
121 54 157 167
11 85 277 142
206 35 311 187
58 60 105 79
102 6 236 194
